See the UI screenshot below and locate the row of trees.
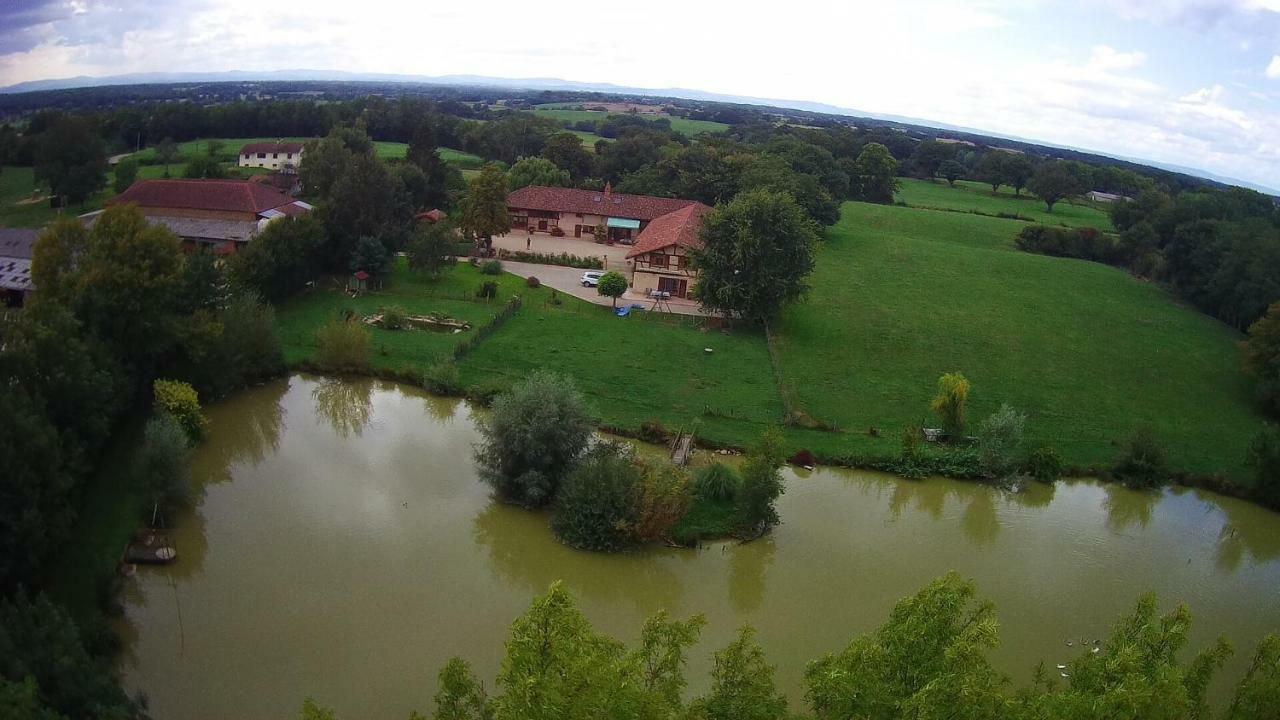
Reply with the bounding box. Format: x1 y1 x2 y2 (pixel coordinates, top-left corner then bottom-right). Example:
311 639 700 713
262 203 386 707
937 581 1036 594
299 574 1280 720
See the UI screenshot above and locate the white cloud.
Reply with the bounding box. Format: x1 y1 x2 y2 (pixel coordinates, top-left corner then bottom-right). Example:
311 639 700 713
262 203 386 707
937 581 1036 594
1088 45 1148 71
1267 54 1280 78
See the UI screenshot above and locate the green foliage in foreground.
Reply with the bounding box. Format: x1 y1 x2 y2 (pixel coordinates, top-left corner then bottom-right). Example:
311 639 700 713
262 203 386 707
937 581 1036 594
296 575 1280 720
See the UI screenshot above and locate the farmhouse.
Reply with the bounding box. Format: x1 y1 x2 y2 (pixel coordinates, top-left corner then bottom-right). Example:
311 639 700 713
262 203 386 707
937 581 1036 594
238 141 305 171
625 202 711 299
507 184 698 243
0 227 38 308
93 179 313 254
1085 190 1131 203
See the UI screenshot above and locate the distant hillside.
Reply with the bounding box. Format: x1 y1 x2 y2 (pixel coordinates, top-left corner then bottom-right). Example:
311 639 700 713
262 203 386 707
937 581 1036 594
0 70 1274 195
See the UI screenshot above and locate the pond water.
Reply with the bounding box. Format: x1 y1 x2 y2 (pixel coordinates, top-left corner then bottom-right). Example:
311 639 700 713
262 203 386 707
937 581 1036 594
118 375 1280 719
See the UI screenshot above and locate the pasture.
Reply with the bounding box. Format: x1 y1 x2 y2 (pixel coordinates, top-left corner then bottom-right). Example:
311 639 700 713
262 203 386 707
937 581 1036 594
773 202 1260 478
896 178 1114 231
530 107 729 137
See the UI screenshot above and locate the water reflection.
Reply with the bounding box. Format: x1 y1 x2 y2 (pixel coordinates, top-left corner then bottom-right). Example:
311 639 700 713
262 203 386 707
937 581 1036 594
311 377 373 438
961 490 1000 545
728 537 775 613
198 379 288 484
1104 484 1158 533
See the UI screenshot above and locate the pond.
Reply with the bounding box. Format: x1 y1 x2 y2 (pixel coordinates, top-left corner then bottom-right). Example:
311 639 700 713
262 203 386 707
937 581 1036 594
117 375 1280 719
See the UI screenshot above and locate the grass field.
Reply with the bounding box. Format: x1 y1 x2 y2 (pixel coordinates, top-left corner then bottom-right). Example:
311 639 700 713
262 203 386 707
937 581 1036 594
530 108 729 137
128 137 413 164
773 202 1260 478
896 178 1114 231
0 166 111 227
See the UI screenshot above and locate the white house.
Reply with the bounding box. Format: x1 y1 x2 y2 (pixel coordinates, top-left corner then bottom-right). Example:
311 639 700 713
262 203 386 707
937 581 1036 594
238 141 305 171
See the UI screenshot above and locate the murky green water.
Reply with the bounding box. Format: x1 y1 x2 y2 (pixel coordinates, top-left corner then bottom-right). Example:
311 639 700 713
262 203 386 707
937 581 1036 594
119 376 1280 719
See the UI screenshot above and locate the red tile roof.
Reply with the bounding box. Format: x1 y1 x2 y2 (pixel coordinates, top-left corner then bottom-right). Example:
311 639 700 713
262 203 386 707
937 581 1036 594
240 141 305 156
626 203 712 259
109 179 295 215
416 209 447 222
507 186 697 222
249 172 300 193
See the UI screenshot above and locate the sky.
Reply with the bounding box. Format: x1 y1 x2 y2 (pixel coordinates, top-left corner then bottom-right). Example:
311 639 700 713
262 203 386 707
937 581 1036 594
1 0 1279 191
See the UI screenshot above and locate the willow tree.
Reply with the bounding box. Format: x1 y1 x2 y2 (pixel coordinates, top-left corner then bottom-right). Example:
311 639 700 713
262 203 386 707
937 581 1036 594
930 372 971 439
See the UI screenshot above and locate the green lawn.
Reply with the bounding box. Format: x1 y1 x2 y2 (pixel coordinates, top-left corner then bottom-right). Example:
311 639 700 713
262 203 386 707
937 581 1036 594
530 108 729 137
439 147 484 168
896 178 1114 231
772 201 1261 479
127 137 415 164
0 165 110 227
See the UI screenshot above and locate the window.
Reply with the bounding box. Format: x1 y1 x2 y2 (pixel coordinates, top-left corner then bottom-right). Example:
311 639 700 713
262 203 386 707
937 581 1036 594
649 254 668 268
575 213 583 218
273 153 279 159
257 153 266 158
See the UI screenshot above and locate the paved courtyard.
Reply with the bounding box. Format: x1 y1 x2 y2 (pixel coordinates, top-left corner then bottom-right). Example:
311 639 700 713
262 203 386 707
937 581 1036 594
498 260 709 317
492 230 630 270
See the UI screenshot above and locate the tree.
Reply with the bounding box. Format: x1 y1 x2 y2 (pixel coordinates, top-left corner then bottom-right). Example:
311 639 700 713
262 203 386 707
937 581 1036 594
542 132 593 179
1246 426 1280 510
154 378 207 442
550 442 640 551
1004 155 1034 196
432 659 491 720
458 163 511 252
938 159 965 187
596 270 627 308
113 158 138 194
320 152 414 267
976 403 1026 478
806 573 1008 720
473 371 593 507
976 152 1007 193
911 139 954 178
135 412 191 515
0 386 71 589
183 151 226 179
930 372 970 439
852 142 899 204
1112 425 1169 489
349 235 392 277
507 156 570 190
31 206 183 370
691 189 819 323
736 427 786 538
1243 301 1280 416
314 319 370 372
1028 162 1084 212
407 220 459 278
1227 635 1280 720
154 137 178 177
33 116 107 206
690 627 788 720
230 215 325 302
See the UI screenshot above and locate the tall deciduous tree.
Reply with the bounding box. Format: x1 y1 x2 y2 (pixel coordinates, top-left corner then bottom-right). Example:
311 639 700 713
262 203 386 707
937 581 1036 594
853 142 900 204
691 189 818 323
507 156 570 190
1004 155 1034 196
1028 162 1084 212
938 159 965 187
154 137 178 178
230 215 325 302
406 220 459 278
1243 301 1280 416
911 139 954 178
458 163 511 252
736 427 786 538
33 116 107 206
542 132 593 180
976 152 1007 193
691 627 788 720
112 158 139 194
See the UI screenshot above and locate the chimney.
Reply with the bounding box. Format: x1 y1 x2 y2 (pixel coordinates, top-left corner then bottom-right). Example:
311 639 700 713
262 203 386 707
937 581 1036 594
603 182 612 199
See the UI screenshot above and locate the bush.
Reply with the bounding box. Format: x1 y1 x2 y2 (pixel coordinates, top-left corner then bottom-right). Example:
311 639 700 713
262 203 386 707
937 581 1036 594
976 403 1026 478
1247 427 1280 510
550 442 640 551
153 379 206 442
637 419 670 444
476 280 498 300
496 249 605 269
633 462 693 544
135 413 191 514
314 318 370 372
466 379 510 407
550 225 566 237
381 305 408 330
474 370 593 507
479 259 504 275
1112 425 1169 489
423 361 463 395
694 463 741 503
789 448 816 467
1025 446 1064 482
1016 225 1120 265
525 276 541 289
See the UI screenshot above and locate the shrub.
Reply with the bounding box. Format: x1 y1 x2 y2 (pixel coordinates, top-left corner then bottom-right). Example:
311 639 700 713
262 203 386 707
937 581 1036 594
474 370 593 507
479 259 504 275
314 318 370 372
381 305 408 330
466 379 510 407
1016 225 1120 265
976 403 1026 478
637 419 670 444
423 361 463 395
789 448 816 467
550 225 566 237
153 379 206 442
1247 426 1280 510
694 463 741 503
633 462 693 544
929 372 970 439
550 442 640 551
496 249 604 269
1112 425 1169 489
525 276 541 289
1025 446 1064 482
736 428 786 538
476 280 498 300
135 413 191 514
